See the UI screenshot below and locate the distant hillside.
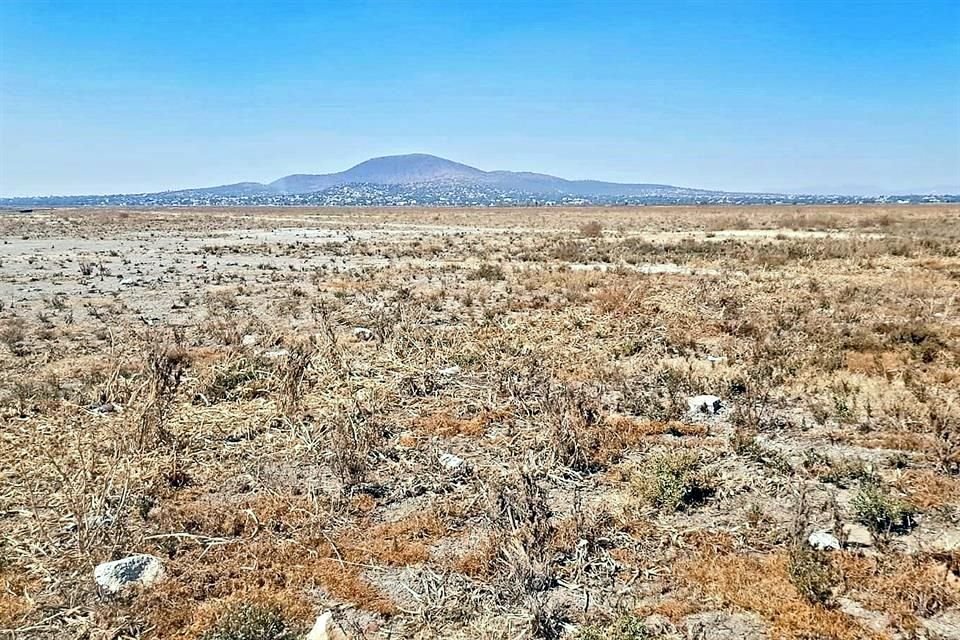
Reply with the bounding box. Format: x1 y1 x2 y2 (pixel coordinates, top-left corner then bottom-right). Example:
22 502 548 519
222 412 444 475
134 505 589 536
270 154 486 193
3 153 958 207
163 153 713 199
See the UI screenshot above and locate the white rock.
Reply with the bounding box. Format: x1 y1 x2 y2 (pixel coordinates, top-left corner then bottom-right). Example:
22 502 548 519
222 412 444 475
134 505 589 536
687 395 722 414
352 327 374 341
923 610 960 639
437 365 461 376
88 402 118 414
706 355 726 363
306 611 333 640
930 529 960 553
241 333 260 347
843 523 874 547
837 597 890 633
808 530 841 551
94 554 164 594
263 348 289 359
439 452 465 469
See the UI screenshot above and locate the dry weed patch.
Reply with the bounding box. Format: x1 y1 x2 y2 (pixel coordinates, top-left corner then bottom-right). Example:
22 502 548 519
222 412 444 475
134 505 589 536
2 205 958 638
676 551 875 640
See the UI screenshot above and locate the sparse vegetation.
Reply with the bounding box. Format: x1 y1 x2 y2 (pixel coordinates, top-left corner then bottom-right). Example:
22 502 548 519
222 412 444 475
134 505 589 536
1 205 958 639
632 450 716 512
199 605 299 640
852 482 917 535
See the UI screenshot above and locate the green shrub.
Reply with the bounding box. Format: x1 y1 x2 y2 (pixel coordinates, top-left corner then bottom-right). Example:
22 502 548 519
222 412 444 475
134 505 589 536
633 451 715 512
578 613 652 640
852 482 916 534
200 605 298 640
787 544 838 605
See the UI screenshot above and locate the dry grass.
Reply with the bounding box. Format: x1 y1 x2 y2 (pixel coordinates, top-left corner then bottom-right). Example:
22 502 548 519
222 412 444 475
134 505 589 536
676 550 876 640
1 204 958 639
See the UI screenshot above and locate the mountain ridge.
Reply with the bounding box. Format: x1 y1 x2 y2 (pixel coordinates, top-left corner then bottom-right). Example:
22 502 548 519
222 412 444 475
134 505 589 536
3 154 957 206
163 153 710 199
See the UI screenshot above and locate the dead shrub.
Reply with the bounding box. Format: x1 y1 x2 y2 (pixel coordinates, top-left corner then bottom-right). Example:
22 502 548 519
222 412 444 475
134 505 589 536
277 341 312 417
579 220 604 238
0 318 28 356
330 400 384 490
488 471 556 595
138 340 190 448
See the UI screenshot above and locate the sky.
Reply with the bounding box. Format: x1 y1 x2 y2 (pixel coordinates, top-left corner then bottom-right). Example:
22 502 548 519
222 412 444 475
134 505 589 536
0 0 958 196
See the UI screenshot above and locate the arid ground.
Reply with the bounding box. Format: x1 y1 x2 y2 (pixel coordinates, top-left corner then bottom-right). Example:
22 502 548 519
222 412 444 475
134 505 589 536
1 205 958 639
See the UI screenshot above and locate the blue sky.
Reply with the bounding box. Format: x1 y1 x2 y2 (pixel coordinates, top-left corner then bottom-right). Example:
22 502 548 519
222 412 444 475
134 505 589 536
1 0 958 196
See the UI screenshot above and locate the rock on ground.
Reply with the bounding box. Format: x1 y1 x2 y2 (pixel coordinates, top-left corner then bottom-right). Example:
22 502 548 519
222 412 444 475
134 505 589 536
808 530 841 551
687 395 722 414
439 452 465 469
306 611 349 640
683 611 768 639
94 554 164 594
353 327 374 341
843 523 874 548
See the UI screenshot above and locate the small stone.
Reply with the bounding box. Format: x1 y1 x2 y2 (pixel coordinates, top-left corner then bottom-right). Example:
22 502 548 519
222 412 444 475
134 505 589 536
439 452 465 469
808 530 841 551
306 611 333 640
306 611 348 640
931 529 960 553
353 327 374 341
837 597 890 633
88 402 117 414
706 355 726 363
843 523 874 547
263 348 289 359
437 365 461 376
241 333 260 347
922 610 960 639
687 395 722 414
94 554 164 594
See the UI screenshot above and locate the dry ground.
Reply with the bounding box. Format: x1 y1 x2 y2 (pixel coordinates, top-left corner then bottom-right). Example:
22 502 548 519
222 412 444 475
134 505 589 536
0 205 958 639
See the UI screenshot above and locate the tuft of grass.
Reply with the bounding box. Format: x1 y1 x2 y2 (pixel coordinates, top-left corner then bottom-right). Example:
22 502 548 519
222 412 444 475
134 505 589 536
0 318 28 356
787 544 838 606
578 220 604 238
200 604 299 640
803 451 877 488
200 354 272 403
577 613 652 639
632 450 716 512
852 482 916 535
731 429 793 474
467 262 505 280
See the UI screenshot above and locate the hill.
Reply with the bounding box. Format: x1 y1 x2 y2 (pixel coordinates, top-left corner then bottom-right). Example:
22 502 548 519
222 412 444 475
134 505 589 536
2 154 957 206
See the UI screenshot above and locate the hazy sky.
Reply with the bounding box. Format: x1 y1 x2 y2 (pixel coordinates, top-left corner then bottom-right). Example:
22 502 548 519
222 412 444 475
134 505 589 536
1 0 958 196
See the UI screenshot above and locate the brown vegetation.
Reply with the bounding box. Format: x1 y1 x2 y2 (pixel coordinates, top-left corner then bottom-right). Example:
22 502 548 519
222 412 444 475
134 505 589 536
1 204 958 638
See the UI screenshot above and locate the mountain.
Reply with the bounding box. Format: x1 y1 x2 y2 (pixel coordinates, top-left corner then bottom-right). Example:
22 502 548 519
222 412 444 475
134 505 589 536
271 154 485 193
3 154 958 207
163 153 714 199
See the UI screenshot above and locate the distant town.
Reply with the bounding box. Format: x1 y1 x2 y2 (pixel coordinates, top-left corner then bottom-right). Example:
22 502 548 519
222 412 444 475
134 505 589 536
2 181 956 209
3 154 957 208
